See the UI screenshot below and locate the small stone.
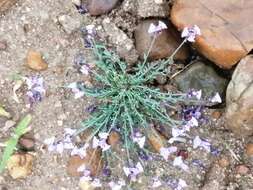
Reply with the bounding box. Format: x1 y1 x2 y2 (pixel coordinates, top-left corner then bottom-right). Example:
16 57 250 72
108 131 120 147
18 133 35 151
79 179 95 190
218 157 230 168
26 50 48 71
134 19 189 61
156 75 167 85
0 40 7 50
0 0 17 13
58 15 81 34
245 143 253 157
235 164 250 175
7 153 34 179
67 148 103 177
147 125 166 152
87 0 119 16
3 120 16 132
212 111 222 120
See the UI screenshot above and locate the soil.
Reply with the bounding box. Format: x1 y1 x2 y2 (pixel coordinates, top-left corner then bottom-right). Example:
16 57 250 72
0 0 252 190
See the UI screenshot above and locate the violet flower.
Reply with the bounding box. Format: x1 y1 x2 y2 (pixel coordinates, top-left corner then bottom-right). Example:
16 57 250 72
79 166 92 182
25 76 45 106
193 136 211 152
81 25 96 48
173 156 189 171
160 146 177 160
181 25 201 42
92 132 111 151
148 21 167 34
210 92 222 103
67 82 85 99
71 144 89 158
108 179 126 190
176 179 187 190
187 89 202 100
123 162 144 182
72 0 88 14
152 177 162 188
91 178 102 187
132 132 146 148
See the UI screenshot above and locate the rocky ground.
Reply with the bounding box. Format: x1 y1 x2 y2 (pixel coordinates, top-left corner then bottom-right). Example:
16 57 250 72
0 0 253 190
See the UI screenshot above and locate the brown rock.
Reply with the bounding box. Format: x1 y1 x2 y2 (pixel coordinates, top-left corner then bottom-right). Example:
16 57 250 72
245 143 253 157
26 50 48 71
18 133 35 151
235 164 250 175
171 0 253 69
218 156 230 168
7 153 34 179
0 0 16 13
0 40 7 50
67 148 103 177
87 0 119 16
108 131 120 147
134 19 189 61
225 55 253 137
212 111 222 120
147 125 167 152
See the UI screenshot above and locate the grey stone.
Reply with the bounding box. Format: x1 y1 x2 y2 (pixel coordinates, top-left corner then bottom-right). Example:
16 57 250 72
225 55 253 137
173 60 229 98
87 0 119 16
102 18 138 65
58 14 81 34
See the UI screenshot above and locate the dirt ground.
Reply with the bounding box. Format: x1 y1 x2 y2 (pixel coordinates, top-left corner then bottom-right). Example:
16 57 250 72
0 0 252 190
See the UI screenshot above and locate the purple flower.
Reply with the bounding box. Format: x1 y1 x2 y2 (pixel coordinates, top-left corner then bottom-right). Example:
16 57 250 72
138 150 150 161
72 0 88 14
92 133 111 151
160 146 177 160
187 89 202 100
123 162 144 181
25 76 45 106
81 25 96 48
148 21 167 34
193 136 211 152
108 179 126 190
132 132 146 148
181 25 201 42
152 177 162 188
176 179 187 190
67 82 85 99
210 92 222 103
173 156 189 171
71 144 89 158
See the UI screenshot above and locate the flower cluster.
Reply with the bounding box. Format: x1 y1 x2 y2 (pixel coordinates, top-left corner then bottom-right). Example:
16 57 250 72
25 76 45 106
81 25 96 48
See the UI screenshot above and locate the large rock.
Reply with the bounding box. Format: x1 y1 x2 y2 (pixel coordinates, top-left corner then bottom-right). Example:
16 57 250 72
171 0 253 69
225 55 253 137
0 0 16 13
173 60 229 98
134 19 189 61
87 0 119 16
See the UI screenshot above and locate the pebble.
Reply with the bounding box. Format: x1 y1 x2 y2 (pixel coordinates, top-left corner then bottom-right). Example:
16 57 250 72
87 0 119 16
26 50 48 71
58 14 81 34
218 156 230 168
0 40 7 50
18 133 35 151
212 111 222 120
7 153 35 179
245 143 253 156
235 164 250 175
108 131 120 147
3 120 16 132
